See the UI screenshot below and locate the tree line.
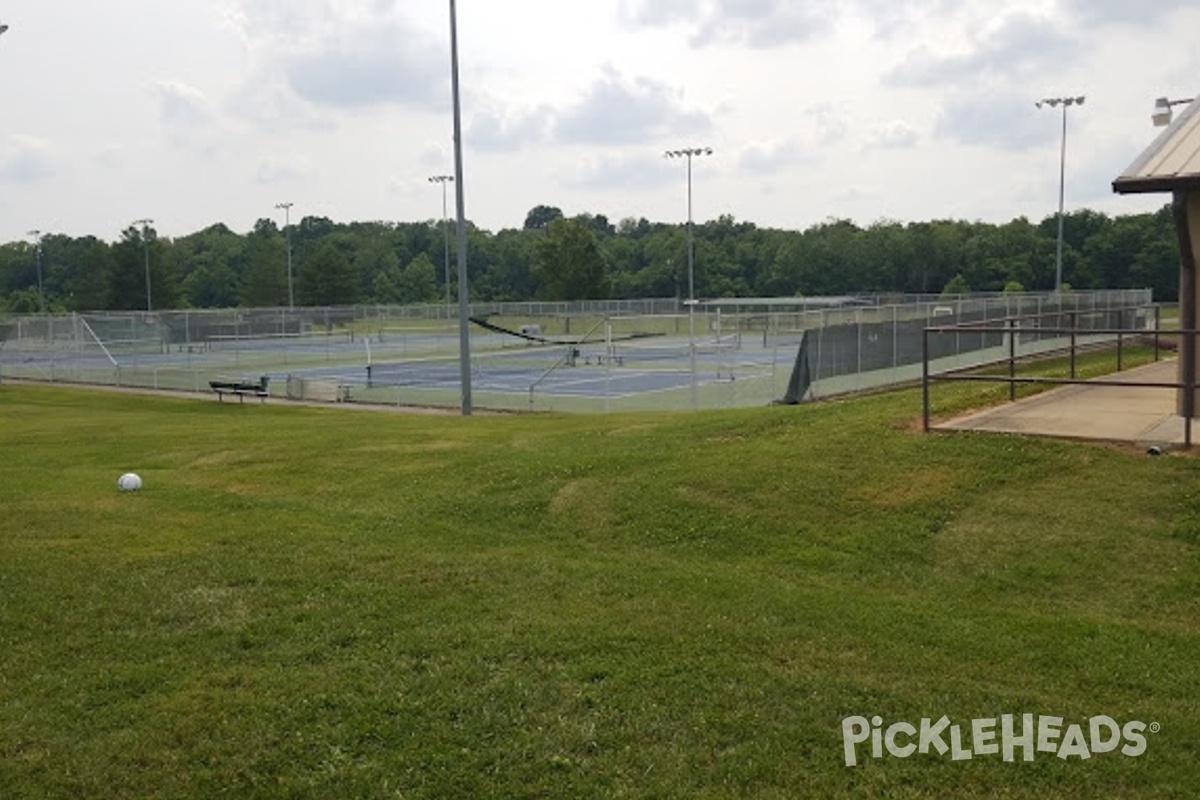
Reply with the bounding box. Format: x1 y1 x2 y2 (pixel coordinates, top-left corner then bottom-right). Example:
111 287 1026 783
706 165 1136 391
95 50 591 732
0 203 1181 314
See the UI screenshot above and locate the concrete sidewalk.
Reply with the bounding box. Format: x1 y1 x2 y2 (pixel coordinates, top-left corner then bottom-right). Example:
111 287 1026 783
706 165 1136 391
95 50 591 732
935 359 1191 446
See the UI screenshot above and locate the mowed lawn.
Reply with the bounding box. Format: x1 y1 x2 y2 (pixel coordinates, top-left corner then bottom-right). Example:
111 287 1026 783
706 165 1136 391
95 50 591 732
1 375 1198 799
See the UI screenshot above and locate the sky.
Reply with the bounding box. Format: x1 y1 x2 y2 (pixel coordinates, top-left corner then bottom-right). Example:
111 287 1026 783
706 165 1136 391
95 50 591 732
0 0 1197 245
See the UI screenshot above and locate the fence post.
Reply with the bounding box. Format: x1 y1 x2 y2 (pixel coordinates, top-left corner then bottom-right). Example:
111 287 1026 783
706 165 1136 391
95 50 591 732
922 326 930 432
1069 311 1077 380
892 304 899 386
1008 318 1016 402
1155 305 1161 362
855 308 863 393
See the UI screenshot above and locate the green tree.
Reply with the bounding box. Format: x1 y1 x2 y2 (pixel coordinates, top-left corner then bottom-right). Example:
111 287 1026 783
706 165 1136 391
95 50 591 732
4 288 43 313
61 237 114 311
371 263 405 304
398 254 439 303
475 229 536 301
110 226 179 310
297 241 360 306
354 235 402 302
941 273 970 296
524 205 564 231
242 219 289 307
181 265 234 308
531 218 611 301
172 224 246 306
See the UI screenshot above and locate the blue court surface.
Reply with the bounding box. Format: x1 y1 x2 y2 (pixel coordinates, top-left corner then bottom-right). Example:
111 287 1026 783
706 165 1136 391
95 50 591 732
292 342 786 398
1 329 797 407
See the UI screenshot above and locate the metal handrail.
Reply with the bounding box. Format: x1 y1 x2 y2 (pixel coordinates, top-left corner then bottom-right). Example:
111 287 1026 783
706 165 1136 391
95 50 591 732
922 315 1194 447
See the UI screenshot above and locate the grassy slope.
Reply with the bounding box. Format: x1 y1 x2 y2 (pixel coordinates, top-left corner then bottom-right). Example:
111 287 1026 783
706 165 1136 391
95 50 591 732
0 374 1198 799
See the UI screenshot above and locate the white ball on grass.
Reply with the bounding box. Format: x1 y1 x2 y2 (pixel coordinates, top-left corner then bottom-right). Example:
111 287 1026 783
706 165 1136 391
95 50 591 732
118 472 143 492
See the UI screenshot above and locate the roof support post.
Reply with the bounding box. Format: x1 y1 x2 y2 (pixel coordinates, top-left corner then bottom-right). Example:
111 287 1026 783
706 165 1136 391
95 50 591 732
1173 191 1197 436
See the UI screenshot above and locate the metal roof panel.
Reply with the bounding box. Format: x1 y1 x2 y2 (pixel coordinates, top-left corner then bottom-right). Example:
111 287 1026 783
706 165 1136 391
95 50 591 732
1114 96 1200 194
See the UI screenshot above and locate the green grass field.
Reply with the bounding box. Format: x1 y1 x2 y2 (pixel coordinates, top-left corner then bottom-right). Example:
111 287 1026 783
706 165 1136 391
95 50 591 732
1 370 1198 798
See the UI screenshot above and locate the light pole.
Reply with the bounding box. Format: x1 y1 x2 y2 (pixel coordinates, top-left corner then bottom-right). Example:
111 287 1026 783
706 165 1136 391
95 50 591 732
275 202 294 308
132 219 153 311
1152 96 1194 127
27 230 43 313
1036 96 1084 293
448 0 471 415
428 175 454 318
665 146 712 408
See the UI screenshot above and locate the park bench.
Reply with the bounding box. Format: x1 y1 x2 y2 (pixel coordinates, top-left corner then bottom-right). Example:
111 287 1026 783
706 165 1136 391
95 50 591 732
210 375 270 403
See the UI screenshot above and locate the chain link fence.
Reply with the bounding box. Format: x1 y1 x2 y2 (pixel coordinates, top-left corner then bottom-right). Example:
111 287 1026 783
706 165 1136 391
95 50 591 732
0 290 1153 412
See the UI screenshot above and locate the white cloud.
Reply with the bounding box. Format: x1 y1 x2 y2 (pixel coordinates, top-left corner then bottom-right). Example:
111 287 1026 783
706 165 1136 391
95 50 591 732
1063 0 1195 26
868 121 920 150
852 0 955 39
621 0 836 47
886 12 1077 88
419 144 451 170
934 88 1055 151
154 80 224 158
386 176 431 202
0 136 58 185
283 29 444 111
155 80 216 128
552 67 713 145
223 0 447 117
693 0 837 48
93 146 126 171
568 153 679 191
738 139 807 174
803 104 851 148
255 155 314 185
0 0 1196 242
469 108 549 153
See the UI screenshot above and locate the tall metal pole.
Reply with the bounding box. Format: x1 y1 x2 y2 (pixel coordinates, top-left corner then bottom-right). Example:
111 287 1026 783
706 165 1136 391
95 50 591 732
133 219 154 312
1037 96 1084 293
687 153 696 408
27 230 43 313
276 202 294 308
687 154 695 303
1056 104 1067 294
449 0 472 415
429 175 454 318
665 147 712 409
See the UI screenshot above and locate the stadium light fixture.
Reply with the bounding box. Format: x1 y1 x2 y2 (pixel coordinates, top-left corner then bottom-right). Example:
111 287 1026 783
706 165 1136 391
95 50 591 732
27 230 44 313
1036 96 1084 293
665 146 713 408
1152 96 1194 127
448 0 471 415
132 219 154 312
275 202 294 308
428 175 455 317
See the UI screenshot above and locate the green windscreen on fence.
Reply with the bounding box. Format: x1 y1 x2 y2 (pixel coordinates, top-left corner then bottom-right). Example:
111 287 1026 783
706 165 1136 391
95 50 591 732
779 331 811 405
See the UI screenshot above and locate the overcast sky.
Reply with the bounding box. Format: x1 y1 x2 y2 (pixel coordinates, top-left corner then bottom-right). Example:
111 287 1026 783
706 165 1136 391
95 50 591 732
0 0 1195 244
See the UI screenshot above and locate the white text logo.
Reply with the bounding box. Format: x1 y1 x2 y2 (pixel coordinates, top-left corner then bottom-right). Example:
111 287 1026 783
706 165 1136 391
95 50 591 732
841 714 1157 767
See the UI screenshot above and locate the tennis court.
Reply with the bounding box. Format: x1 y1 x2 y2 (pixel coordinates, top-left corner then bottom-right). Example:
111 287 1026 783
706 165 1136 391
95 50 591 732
0 317 798 411
290 335 783 398
0 291 1153 412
